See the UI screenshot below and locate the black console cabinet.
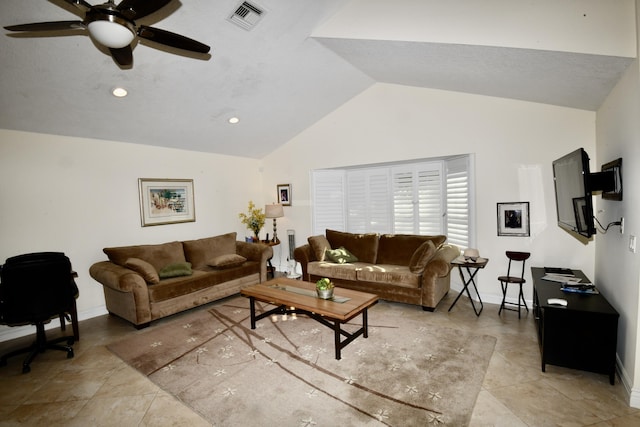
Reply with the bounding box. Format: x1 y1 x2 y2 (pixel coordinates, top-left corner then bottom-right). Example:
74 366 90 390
532 267 619 385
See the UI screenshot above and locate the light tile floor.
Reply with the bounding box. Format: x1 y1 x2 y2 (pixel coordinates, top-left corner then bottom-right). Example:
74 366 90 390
0 292 638 426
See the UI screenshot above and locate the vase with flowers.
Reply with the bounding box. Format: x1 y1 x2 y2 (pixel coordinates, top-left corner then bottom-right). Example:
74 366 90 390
239 201 266 242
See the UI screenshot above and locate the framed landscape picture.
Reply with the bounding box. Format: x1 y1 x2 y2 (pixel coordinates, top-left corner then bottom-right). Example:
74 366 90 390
497 202 530 237
139 178 195 227
277 184 291 206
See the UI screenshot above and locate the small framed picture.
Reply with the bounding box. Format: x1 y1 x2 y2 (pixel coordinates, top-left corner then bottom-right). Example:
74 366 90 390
497 202 530 237
277 184 291 206
139 178 195 227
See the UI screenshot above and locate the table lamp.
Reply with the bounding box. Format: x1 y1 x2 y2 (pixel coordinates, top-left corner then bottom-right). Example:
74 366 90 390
265 203 284 243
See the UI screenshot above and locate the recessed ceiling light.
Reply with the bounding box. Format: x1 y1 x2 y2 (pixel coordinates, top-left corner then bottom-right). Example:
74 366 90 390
112 87 128 98
228 117 240 124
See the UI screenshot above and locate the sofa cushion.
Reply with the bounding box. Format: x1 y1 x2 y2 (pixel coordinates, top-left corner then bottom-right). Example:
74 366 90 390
308 235 331 261
409 240 437 273
307 261 362 281
325 246 358 264
147 262 260 303
158 262 193 279
124 258 160 284
376 234 446 266
357 264 421 288
209 254 247 269
104 241 186 272
182 232 237 269
325 229 378 264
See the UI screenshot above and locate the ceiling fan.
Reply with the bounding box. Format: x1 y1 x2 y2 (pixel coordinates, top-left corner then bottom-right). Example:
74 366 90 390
4 0 211 67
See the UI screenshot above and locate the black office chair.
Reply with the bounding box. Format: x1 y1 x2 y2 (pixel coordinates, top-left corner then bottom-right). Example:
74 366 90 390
498 251 531 318
0 252 79 373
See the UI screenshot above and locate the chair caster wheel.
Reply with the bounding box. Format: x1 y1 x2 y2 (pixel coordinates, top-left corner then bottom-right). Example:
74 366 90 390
67 350 74 359
22 365 31 374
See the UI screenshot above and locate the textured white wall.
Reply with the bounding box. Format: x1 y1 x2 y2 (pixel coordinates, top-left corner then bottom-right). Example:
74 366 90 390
262 83 597 304
0 130 263 339
596 13 640 403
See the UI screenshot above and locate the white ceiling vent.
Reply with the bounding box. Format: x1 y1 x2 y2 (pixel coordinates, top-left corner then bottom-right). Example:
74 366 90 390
228 1 266 31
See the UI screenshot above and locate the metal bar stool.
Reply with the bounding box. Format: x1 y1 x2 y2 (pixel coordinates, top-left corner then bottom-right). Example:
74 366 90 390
498 251 531 318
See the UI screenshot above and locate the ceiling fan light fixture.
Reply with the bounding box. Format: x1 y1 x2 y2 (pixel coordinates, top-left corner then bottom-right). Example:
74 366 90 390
228 117 240 124
88 20 135 48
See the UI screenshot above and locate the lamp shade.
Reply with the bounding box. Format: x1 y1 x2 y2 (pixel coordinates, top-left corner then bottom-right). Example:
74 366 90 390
265 204 284 218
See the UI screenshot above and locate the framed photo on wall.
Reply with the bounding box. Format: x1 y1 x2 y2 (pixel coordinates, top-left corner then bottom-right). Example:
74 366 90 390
277 184 291 206
497 202 530 237
139 178 195 226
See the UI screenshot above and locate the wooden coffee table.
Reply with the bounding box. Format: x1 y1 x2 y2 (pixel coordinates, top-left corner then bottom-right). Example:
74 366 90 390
241 277 378 360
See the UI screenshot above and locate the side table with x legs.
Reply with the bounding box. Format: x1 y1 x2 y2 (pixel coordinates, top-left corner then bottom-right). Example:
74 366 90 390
449 257 489 316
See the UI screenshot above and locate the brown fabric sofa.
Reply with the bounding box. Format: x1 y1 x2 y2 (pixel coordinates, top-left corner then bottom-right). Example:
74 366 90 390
294 229 460 311
89 232 272 328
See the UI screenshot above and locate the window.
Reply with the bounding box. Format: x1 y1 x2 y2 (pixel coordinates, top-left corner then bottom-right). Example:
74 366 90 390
311 155 474 250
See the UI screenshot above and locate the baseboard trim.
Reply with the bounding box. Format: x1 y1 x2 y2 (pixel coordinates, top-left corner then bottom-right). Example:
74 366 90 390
616 354 640 408
0 306 108 343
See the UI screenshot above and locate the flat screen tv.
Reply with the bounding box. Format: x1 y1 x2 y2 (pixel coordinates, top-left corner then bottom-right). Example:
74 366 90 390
552 148 595 237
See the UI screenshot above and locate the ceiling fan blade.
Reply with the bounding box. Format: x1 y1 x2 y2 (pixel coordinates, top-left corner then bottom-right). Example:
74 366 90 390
117 0 172 20
4 21 85 32
110 45 133 66
138 25 210 54
60 0 93 12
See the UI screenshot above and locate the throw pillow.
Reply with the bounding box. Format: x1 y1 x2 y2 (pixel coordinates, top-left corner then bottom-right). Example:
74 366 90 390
158 262 193 279
124 257 160 284
325 246 359 264
182 232 237 269
208 254 247 269
409 240 437 273
308 235 331 261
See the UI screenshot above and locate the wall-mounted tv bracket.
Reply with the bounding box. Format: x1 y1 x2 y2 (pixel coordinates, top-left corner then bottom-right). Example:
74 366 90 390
599 158 622 201
591 157 623 234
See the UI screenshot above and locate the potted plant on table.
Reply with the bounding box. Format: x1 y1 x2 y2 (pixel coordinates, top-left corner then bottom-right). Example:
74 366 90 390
316 277 334 299
238 201 265 242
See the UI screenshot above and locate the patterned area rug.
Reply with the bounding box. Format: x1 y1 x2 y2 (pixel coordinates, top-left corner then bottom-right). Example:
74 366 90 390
108 296 496 426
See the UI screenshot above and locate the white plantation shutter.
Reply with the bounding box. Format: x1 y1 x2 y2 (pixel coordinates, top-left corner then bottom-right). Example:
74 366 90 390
446 156 472 249
392 163 443 235
417 166 444 234
311 170 346 235
311 155 473 243
346 171 367 233
346 168 391 233
367 170 392 233
392 170 414 233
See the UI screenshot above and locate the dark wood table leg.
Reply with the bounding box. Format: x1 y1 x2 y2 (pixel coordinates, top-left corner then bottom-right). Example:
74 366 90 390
249 297 256 329
334 320 341 360
362 308 369 338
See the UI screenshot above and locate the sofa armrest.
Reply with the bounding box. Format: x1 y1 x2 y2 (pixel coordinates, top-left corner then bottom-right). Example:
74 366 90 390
293 244 314 281
423 244 460 279
89 261 148 293
89 261 152 325
236 241 273 282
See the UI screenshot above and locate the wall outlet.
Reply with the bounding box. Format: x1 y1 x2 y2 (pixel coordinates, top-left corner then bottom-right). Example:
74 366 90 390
630 235 637 254
620 217 624 234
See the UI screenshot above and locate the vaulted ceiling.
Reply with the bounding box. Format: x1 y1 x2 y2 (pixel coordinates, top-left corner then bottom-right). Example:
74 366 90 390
1 0 635 158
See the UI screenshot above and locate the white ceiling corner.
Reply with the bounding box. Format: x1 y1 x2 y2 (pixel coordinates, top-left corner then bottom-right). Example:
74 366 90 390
0 0 635 158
